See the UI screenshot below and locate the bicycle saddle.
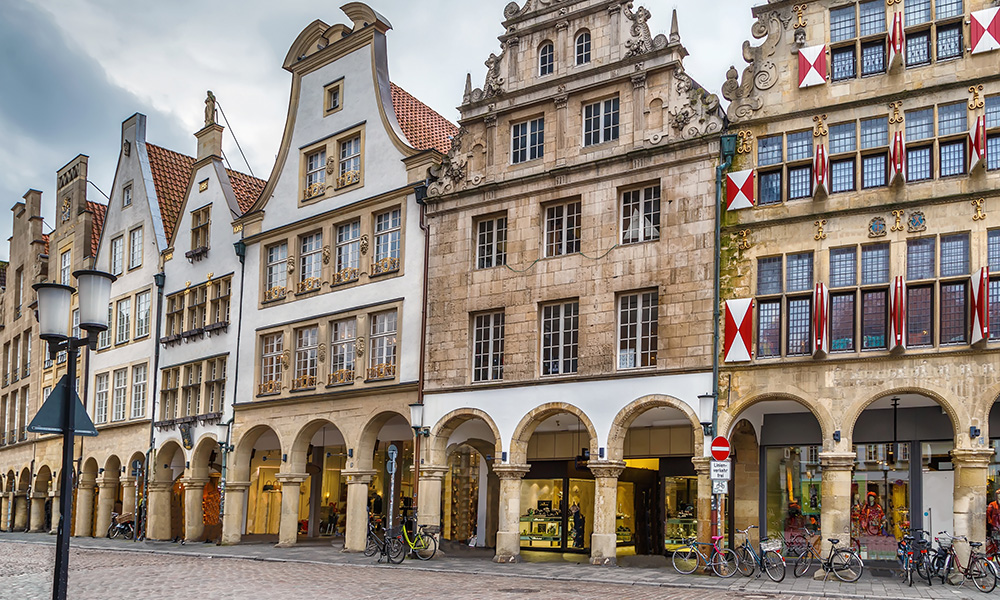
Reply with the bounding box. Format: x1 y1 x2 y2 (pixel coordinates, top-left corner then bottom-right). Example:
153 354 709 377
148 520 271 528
712 535 724 541
827 538 840 544
903 535 914 541
970 541 983 548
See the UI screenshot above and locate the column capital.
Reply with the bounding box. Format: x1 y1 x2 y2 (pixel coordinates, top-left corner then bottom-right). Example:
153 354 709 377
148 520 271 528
275 473 308 485
180 477 210 488
148 481 174 492
587 461 626 479
951 447 995 468
120 477 137 486
342 469 377 484
29 492 47 500
418 465 448 481
691 456 712 473
494 464 530 480
224 481 251 492
96 477 119 489
819 451 857 471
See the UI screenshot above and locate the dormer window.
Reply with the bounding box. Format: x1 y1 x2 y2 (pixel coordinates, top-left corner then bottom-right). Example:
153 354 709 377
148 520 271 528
191 206 211 251
123 183 132 208
539 42 554 76
575 32 591 65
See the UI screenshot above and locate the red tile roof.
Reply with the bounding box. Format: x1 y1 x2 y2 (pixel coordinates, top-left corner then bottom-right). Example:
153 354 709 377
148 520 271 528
0 261 7 289
42 233 50 256
86 201 107 258
146 143 263 239
390 83 457 154
146 143 195 242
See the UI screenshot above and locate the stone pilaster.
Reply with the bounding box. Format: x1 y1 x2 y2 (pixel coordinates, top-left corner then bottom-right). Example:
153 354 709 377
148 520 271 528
0 492 9 531
692 456 713 545
493 464 529 564
94 478 119 538
13 492 28 531
588 461 626 566
819 452 855 559
29 493 46 532
146 481 174 541
182 478 209 542
49 490 60 534
275 473 308 547
221 481 249 545
343 469 376 552
120 477 137 516
74 475 97 537
417 465 447 530
951 447 994 564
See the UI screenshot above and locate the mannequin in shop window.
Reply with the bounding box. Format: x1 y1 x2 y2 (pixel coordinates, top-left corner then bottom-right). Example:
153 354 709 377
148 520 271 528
570 502 585 548
987 490 1000 538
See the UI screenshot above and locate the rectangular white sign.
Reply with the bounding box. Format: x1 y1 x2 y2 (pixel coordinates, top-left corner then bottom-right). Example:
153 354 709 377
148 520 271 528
710 460 731 481
712 480 728 494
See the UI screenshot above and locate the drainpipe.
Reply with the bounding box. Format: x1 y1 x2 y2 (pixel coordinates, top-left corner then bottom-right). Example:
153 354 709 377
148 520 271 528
712 134 737 544
142 271 166 540
217 237 247 543
411 182 430 520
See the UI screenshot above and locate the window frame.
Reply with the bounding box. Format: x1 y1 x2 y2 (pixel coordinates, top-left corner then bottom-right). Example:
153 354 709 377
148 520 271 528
472 311 505 383
582 96 620 147
539 41 554 76
544 200 582 258
511 116 545 164
540 300 579 376
475 214 507 270
128 226 143 270
191 205 211 251
617 290 658 370
575 31 591 65
620 185 661 245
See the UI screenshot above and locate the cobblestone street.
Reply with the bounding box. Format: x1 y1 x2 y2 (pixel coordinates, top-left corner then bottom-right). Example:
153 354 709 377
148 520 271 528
0 533 991 599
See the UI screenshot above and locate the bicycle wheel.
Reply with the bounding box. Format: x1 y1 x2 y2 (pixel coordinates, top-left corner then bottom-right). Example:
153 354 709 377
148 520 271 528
831 549 864 583
124 524 134 541
713 548 739 578
850 538 861 554
109 525 120 539
736 546 754 577
970 557 998 593
413 533 437 561
672 547 700 575
915 553 932 586
363 533 379 557
386 536 406 564
763 550 786 583
793 549 814 578
788 535 808 557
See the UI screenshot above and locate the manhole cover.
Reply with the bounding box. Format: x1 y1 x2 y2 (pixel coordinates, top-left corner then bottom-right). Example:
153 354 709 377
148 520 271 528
497 589 540 594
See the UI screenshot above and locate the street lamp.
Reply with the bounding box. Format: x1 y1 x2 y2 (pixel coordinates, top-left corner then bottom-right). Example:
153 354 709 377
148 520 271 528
698 392 715 438
34 268 115 600
408 402 430 524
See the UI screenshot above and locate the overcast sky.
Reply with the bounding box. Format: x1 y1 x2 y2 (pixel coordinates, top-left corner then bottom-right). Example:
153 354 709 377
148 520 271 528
0 0 756 262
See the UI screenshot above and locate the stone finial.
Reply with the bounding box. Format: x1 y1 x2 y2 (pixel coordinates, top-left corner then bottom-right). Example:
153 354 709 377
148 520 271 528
205 91 217 126
463 73 473 105
669 9 680 44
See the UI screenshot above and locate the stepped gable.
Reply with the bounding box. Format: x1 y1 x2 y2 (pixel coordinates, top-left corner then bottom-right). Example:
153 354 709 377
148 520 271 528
86 201 107 258
390 82 457 154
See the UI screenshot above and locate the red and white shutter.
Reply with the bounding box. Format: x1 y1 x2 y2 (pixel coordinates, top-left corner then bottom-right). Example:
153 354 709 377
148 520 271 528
972 267 989 345
971 7 1000 55
889 276 906 351
724 299 754 362
970 115 987 172
798 45 827 88
813 144 829 197
813 283 829 356
890 131 906 184
888 12 905 70
726 169 755 211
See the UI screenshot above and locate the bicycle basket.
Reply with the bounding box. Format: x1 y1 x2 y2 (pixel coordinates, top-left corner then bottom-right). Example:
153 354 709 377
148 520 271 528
760 538 782 552
385 526 401 538
938 537 953 549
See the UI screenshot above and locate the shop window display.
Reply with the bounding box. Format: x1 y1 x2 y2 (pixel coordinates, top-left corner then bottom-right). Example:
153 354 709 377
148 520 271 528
442 446 481 544
616 481 635 546
765 447 822 551
519 478 594 551
850 443 909 561
664 476 699 550
987 440 1000 554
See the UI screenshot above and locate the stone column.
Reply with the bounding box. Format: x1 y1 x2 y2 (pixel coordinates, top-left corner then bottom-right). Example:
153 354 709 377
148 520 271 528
554 95 568 166
819 452 856 559
417 465 447 529
74 474 96 537
494 464 529 564
589 461 626 566
221 481 249 545
146 481 174 541
951 447 993 565
13 493 28 531
275 473 307 547
0 492 9 531
29 493 46 532
182 478 208 542
343 469 376 552
121 477 137 516
692 457 712 545
49 490 60 534
94 478 118 538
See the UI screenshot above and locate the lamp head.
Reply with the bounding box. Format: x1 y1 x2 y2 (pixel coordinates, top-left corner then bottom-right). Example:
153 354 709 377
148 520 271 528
73 270 116 333
32 282 74 342
409 402 424 432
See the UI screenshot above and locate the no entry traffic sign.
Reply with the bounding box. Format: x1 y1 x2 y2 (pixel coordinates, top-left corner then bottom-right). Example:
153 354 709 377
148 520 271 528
711 436 731 461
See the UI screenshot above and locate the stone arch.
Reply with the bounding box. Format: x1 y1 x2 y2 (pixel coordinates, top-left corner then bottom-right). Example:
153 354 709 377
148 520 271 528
17 467 30 491
973 382 1000 438
719 392 834 445
355 409 410 471
231 424 283 482
843 386 966 448
190 434 220 479
81 458 99 478
154 441 186 483
606 394 704 462
288 419 349 474
4 470 15 492
104 455 123 478
429 407 502 466
508 402 598 465
34 465 53 495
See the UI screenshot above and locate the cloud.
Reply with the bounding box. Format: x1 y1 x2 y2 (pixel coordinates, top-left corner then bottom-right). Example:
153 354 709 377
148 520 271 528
0 0 756 262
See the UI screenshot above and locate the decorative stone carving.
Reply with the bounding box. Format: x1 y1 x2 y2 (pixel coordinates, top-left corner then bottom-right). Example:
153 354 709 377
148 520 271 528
907 211 926 233
286 256 295 273
970 85 985 110
205 90 217 126
890 209 904 232
869 217 887 237
483 52 505 99
973 198 987 221
721 8 792 122
814 219 827 241
622 2 667 57
664 65 723 140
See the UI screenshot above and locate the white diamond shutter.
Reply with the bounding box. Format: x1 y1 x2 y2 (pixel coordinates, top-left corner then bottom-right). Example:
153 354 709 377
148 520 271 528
726 169 755 211
798 45 827 88
812 283 829 356
970 116 987 172
971 7 1000 55
724 299 754 363
972 267 989 345
889 275 906 351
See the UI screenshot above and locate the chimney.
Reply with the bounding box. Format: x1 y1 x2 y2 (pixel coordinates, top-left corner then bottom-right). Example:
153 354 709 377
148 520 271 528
196 90 224 161
22 189 42 218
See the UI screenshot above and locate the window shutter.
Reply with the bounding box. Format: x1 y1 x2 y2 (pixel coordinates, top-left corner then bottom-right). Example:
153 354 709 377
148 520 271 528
726 169 755 210
971 7 1000 55
888 12 905 70
889 275 906 351
890 131 906 185
813 144 828 197
798 45 827 88
972 267 989 345
724 299 754 362
970 115 987 172
813 283 829 356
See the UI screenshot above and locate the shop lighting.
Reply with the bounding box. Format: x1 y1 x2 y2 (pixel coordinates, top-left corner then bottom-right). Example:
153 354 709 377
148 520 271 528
971 426 982 439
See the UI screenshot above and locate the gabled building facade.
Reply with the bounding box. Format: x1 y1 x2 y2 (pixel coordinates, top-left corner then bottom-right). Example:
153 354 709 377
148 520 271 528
420 0 724 565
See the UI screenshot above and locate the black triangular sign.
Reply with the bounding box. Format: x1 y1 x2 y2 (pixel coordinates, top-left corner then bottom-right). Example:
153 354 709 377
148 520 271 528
27 375 98 437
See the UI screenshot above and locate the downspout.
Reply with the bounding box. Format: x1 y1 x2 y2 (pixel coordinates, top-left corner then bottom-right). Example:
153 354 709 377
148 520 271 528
142 271 166 539
218 236 247 544
412 182 429 516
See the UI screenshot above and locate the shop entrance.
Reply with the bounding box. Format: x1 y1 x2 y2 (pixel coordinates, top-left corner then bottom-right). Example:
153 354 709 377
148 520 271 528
289 421 348 538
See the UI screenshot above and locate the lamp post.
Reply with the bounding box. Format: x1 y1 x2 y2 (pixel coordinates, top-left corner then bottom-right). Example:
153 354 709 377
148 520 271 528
408 402 429 522
34 269 115 600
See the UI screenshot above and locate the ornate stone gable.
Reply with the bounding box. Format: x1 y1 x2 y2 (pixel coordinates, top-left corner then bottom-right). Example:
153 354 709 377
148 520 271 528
721 5 792 123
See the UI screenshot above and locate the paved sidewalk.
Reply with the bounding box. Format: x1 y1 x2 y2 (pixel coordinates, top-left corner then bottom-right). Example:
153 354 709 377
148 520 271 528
0 531 986 599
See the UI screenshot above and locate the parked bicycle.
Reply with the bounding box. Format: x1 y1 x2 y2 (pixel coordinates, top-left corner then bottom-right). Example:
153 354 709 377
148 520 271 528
672 535 739 578
897 529 932 587
792 536 864 582
106 512 134 540
734 525 785 582
925 531 997 592
784 526 818 557
364 517 404 564
397 516 437 560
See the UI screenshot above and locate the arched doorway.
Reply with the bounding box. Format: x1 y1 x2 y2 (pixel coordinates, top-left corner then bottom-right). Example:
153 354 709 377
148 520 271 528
124 451 146 533
74 459 99 537
288 420 349 540
95 455 123 538
149 441 186 541
33 465 53 533
189 436 223 542
239 427 283 539
2 470 15 531
356 412 414 529
15 467 30 531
